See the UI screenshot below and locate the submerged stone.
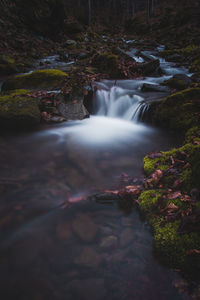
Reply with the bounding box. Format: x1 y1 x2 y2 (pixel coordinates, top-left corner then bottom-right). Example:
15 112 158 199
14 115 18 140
72 213 97 242
2 69 68 91
74 247 102 267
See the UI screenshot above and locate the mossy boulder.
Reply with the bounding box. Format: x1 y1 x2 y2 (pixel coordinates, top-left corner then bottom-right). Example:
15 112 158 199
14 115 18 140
0 55 18 76
0 90 41 127
140 59 160 76
163 74 192 90
154 88 200 132
92 52 119 78
2 69 68 91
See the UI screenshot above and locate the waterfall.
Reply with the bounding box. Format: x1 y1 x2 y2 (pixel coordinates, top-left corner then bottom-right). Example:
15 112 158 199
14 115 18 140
94 86 148 121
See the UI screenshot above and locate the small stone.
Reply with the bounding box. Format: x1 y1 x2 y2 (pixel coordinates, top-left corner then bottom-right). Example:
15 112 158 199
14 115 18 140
65 40 77 47
72 213 97 242
74 247 102 267
100 235 118 249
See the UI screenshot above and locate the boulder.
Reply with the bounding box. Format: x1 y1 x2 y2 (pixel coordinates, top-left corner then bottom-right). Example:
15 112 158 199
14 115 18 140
163 74 192 90
140 59 160 76
119 228 134 247
141 83 171 93
2 69 68 91
0 55 17 76
58 100 89 120
154 88 200 132
92 52 119 78
0 89 40 127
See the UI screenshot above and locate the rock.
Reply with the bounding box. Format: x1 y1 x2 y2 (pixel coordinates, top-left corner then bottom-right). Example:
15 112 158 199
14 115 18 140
66 278 106 300
163 74 192 90
141 83 171 93
99 235 118 249
72 213 97 242
92 52 119 78
65 40 77 47
2 69 68 91
154 88 200 132
140 59 160 76
74 247 102 267
0 55 17 75
0 89 40 127
119 228 134 247
58 100 89 120
83 86 93 114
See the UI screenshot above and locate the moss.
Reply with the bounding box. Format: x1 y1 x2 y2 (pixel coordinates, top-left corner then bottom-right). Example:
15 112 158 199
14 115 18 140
144 155 170 176
0 55 17 75
2 69 68 91
0 89 41 126
154 220 200 271
92 52 119 78
154 88 200 132
185 126 200 143
139 190 162 214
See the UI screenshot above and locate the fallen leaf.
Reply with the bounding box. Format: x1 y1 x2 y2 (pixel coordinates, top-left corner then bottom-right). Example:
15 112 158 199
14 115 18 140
186 249 200 255
168 191 182 200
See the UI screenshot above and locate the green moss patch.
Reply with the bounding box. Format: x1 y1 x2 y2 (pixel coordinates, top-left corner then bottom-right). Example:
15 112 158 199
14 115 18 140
154 88 200 132
92 52 119 78
2 69 68 91
0 89 41 126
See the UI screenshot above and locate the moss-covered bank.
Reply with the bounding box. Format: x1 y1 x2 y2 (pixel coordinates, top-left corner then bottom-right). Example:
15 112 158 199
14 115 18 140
138 86 200 276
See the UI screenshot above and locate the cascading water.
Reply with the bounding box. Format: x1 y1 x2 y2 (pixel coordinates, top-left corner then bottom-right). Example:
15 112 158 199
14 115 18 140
95 86 146 121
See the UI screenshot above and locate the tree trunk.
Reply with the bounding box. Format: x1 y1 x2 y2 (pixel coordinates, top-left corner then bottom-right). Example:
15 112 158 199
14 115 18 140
88 0 91 25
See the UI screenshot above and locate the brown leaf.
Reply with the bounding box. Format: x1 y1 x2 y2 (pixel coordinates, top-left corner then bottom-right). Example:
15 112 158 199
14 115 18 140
186 249 200 256
148 152 162 159
168 191 182 200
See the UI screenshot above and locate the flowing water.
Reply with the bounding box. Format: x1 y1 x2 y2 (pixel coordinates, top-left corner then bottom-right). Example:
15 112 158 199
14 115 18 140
0 47 194 299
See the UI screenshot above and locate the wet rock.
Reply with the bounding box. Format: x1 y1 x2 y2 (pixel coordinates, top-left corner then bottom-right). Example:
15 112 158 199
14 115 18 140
2 69 68 91
66 278 106 300
163 74 192 90
100 225 113 235
99 235 118 249
58 100 89 120
83 86 93 114
141 83 171 93
140 59 160 76
0 89 40 127
72 213 97 242
74 247 102 267
65 40 77 47
92 193 119 204
119 228 134 247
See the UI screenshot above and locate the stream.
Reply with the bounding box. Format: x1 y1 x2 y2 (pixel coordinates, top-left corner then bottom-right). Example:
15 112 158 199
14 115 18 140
0 45 194 299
